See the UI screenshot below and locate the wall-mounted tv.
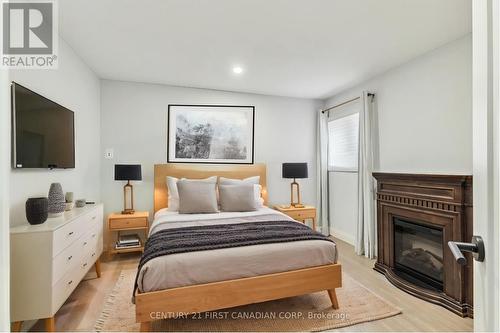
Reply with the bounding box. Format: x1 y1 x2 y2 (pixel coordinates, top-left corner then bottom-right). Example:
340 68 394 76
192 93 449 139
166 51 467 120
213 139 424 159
11 82 75 169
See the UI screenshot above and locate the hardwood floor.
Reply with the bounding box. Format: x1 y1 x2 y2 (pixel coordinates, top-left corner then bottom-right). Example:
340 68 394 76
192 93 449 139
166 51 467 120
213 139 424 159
26 239 472 332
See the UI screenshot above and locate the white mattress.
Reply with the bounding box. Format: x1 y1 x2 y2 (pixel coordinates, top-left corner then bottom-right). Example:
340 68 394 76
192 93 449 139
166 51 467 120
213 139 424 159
137 207 337 292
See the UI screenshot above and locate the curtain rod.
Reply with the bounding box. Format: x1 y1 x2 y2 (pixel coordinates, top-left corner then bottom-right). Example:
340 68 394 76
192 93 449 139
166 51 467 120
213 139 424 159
321 93 375 114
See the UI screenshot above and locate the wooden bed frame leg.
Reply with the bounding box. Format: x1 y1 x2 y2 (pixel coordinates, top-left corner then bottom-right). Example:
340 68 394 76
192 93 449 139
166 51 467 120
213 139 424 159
140 321 152 332
328 289 339 309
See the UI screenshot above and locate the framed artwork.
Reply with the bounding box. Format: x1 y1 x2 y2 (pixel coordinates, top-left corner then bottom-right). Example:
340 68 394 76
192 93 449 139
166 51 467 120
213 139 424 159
167 104 255 164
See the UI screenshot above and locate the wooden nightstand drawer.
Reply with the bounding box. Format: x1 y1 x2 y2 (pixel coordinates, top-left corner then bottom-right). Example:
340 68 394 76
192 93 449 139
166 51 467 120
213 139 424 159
287 209 315 220
109 217 147 230
274 205 317 230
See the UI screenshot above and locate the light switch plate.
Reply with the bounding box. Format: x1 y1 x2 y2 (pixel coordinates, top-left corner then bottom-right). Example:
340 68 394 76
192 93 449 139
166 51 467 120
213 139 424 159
104 148 114 159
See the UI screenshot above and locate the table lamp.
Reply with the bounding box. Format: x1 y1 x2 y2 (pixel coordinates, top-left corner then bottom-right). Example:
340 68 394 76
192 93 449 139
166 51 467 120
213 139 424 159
115 164 142 214
282 163 308 208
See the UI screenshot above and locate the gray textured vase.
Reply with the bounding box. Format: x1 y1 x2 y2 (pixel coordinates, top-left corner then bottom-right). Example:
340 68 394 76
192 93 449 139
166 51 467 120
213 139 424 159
48 183 66 217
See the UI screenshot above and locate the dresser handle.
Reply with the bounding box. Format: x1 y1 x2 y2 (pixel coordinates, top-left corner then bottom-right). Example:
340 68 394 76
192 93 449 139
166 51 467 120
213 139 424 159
67 280 73 285
83 242 87 246
83 263 88 267
68 255 73 261
92 234 96 238
68 231 74 236
92 253 95 257
92 216 96 220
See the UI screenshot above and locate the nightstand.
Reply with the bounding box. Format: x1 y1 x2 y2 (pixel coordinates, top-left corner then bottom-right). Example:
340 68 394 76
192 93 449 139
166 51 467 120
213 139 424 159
274 205 317 230
108 211 149 254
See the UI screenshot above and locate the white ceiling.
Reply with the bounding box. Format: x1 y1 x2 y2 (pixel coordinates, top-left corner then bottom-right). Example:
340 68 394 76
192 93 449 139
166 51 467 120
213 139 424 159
59 0 471 99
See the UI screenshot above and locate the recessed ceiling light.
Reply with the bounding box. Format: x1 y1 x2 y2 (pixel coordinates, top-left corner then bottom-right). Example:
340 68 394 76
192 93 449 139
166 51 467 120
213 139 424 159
232 66 244 74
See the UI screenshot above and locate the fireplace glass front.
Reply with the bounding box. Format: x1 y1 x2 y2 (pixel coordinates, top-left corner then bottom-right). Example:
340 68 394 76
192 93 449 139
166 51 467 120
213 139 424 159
393 217 444 291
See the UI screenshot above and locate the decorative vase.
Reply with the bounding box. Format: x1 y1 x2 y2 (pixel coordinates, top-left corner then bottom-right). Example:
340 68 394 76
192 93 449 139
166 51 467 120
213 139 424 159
48 183 66 217
25 197 48 225
65 192 74 203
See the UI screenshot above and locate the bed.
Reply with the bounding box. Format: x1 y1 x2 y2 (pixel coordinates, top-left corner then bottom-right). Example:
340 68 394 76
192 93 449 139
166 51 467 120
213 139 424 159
134 163 342 331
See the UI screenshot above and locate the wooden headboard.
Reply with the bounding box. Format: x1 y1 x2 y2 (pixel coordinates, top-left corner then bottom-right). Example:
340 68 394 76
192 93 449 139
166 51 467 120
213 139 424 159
154 163 268 213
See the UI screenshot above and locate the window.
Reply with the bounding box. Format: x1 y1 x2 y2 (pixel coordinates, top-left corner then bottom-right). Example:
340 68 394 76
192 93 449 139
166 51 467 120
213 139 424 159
328 112 359 172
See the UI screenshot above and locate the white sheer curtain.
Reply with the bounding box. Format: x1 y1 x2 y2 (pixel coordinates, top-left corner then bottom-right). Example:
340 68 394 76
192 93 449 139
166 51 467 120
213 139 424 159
356 91 376 258
316 110 330 235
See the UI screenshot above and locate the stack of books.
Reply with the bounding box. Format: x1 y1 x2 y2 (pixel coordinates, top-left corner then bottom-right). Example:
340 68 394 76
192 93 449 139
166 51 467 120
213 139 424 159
115 234 141 250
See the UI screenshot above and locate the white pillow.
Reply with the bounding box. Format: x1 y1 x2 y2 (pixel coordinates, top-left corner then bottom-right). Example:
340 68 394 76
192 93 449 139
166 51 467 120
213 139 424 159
219 176 264 207
166 176 217 211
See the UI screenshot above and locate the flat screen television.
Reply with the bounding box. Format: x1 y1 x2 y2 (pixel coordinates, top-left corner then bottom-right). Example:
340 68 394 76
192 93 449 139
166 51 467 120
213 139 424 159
11 82 75 169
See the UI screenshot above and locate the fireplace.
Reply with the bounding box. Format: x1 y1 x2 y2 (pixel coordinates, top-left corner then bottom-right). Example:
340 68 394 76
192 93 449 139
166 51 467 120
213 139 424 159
373 173 473 317
393 218 443 291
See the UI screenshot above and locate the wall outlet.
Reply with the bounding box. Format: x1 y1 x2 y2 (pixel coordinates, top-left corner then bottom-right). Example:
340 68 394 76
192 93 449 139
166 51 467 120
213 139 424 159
104 148 114 159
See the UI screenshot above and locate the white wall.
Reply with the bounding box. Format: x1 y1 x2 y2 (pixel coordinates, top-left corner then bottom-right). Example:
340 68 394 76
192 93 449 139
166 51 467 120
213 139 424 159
100 80 321 230
0 69 11 331
8 38 101 226
325 35 472 243
326 35 472 173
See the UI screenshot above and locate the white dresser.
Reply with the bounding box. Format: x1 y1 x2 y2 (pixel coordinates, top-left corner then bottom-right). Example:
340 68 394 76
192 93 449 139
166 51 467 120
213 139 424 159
10 204 103 331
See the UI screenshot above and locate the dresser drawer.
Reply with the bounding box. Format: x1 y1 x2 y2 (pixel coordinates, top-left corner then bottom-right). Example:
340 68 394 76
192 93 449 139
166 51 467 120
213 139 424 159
52 219 85 257
89 246 100 263
52 238 82 285
86 210 99 227
78 252 93 273
109 217 147 230
52 266 81 314
287 209 316 220
79 225 95 252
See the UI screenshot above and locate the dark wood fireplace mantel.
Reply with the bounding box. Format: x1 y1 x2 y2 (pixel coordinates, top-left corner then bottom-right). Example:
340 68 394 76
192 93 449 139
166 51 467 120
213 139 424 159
373 172 473 317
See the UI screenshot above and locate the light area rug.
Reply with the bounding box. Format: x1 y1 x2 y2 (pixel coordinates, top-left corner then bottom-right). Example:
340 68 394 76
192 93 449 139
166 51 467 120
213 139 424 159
95 268 401 332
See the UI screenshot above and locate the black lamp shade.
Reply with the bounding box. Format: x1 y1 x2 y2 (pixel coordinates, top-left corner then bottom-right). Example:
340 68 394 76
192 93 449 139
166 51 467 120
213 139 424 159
115 164 142 181
282 163 308 179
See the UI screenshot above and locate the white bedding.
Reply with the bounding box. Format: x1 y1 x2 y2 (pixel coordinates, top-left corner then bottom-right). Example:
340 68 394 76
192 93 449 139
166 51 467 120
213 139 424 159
137 207 337 292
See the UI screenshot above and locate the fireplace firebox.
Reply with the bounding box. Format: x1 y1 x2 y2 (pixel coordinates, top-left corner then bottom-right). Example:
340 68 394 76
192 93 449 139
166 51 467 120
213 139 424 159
393 218 444 291
373 173 473 318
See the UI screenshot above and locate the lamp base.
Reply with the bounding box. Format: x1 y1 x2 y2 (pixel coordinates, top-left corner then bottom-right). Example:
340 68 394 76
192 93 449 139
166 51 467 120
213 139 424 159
290 179 304 208
122 181 135 215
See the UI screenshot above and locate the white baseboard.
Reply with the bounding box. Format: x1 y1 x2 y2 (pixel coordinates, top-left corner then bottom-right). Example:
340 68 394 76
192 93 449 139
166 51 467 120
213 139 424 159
329 228 355 245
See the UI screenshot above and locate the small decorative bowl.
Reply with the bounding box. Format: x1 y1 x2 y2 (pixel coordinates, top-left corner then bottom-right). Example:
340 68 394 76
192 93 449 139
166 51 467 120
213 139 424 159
75 199 86 208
